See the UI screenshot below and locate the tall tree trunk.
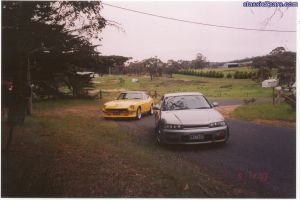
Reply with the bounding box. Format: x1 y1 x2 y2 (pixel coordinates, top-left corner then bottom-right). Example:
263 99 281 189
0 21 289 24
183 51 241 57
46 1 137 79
149 69 153 81
5 123 15 152
8 52 27 124
26 55 32 115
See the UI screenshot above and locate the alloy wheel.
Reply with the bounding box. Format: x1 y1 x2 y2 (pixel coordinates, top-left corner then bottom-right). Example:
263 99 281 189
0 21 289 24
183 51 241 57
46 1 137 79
136 107 142 120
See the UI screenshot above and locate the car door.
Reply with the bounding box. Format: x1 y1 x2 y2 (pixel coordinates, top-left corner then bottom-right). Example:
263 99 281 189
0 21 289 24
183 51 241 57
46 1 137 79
141 94 150 112
138 94 146 113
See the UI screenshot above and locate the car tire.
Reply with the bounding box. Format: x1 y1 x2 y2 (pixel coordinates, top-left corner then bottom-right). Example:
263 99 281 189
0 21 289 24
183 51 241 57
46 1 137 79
155 126 164 145
136 107 142 120
149 104 154 115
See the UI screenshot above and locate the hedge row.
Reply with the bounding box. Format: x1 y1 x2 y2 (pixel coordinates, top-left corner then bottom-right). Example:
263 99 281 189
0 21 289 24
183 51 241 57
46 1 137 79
177 69 256 79
232 71 256 79
179 70 224 78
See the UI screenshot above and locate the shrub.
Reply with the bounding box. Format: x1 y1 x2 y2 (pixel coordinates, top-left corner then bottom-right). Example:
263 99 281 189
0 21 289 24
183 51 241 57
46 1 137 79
227 73 232 79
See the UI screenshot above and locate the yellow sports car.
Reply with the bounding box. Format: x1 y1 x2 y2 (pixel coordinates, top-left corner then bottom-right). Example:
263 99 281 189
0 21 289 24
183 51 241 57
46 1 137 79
102 91 154 119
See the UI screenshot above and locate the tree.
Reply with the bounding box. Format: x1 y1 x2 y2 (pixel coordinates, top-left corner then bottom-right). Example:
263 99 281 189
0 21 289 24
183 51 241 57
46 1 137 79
96 55 131 75
268 47 295 86
251 47 296 86
2 1 108 115
191 53 208 69
177 60 191 69
256 67 272 81
275 52 296 86
2 1 108 150
269 46 286 55
143 57 163 80
126 61 145 75
166 60 180 78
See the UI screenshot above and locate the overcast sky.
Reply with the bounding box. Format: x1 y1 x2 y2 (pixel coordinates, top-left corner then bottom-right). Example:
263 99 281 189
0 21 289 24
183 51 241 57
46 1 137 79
96 1 297 62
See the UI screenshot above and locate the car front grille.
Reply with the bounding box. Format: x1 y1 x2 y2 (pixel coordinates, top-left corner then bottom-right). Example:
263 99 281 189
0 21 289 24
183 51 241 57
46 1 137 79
182 124 210 129
105 108 129 113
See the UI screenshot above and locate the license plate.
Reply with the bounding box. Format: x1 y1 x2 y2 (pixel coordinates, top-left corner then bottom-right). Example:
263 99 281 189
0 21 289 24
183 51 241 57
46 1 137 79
189 134 204 140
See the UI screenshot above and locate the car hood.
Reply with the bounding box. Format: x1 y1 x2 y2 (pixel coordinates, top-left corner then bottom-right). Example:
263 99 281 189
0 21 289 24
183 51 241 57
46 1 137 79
161 109 224 125
104 99 141 109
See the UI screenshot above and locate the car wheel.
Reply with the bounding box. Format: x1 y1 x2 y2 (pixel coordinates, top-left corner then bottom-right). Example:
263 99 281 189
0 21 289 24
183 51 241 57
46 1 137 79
136 107 142 120
149 104 154 115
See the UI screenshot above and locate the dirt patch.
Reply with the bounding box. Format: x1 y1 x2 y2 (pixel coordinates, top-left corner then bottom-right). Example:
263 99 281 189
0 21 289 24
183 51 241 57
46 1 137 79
215 105 240 119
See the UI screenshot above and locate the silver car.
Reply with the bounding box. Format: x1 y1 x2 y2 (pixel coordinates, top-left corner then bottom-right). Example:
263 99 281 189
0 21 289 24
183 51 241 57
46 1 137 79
153 92 229 145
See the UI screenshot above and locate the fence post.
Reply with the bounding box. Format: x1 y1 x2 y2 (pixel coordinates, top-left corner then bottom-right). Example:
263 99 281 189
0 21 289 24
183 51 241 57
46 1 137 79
99 89 102 99
272 87 275 105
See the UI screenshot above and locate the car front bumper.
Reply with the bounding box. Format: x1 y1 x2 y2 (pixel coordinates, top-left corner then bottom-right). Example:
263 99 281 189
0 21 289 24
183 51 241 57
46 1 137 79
160 126 228 144
103 110 136 118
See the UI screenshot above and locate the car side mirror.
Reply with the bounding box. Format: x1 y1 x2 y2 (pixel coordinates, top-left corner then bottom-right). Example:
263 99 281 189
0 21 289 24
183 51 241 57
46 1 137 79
212 102 219 107
153 104 161 110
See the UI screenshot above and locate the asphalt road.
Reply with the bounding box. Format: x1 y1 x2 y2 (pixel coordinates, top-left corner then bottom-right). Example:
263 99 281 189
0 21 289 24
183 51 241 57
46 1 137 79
115 105 296 198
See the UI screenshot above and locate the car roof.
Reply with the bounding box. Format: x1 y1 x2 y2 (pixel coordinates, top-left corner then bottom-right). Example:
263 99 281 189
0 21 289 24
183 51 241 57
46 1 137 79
164 92 203 97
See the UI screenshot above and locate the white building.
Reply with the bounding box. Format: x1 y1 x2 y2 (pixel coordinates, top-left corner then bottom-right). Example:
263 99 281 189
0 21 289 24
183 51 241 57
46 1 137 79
223 63 239 68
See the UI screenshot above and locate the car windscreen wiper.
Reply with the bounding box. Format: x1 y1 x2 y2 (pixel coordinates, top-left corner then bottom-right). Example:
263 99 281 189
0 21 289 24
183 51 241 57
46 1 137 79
194 107 210 109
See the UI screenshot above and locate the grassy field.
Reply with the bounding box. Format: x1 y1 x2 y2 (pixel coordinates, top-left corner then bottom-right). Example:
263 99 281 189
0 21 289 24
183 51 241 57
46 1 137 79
2 99 254 197
92 74 272 100
231 103 296 122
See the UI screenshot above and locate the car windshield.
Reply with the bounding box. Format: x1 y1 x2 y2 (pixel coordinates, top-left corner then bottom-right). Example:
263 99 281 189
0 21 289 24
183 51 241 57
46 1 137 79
118 93 143 100
162 95 211 111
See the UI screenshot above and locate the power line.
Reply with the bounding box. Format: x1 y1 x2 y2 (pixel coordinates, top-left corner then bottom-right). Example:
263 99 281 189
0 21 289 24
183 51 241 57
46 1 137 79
102 2 296 33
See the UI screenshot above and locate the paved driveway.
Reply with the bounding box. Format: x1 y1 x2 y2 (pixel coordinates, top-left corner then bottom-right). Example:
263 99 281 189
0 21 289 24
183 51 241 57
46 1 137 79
115 104 296 198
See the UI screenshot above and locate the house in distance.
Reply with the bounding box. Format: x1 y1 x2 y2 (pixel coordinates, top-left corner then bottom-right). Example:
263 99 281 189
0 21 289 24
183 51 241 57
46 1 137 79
223 63 239 68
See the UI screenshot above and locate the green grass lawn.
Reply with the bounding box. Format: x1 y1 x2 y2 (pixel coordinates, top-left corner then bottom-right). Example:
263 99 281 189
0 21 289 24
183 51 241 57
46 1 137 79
92 74 272 100
231 103 296 122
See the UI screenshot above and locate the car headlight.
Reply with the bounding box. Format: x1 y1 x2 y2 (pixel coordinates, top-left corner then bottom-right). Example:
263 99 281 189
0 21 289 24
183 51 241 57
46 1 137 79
164 124 183 129
129 105 135 110
209 121 226 128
